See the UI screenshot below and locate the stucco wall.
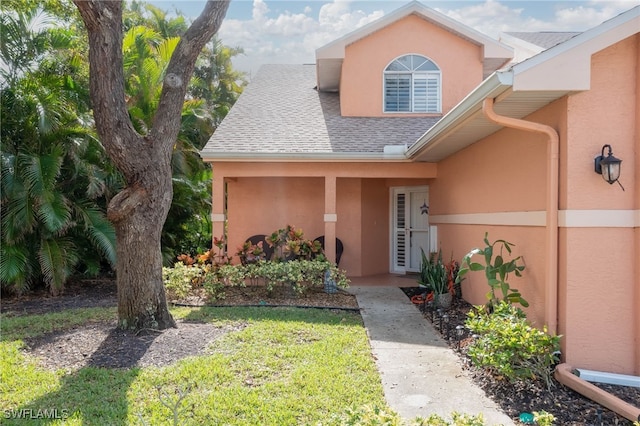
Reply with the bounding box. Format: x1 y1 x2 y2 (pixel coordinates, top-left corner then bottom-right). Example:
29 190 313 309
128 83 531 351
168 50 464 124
428 102 557 327
225 177 326 261
340 14 483 117
559 34 639 374
336 178 362 275
431 34 638 374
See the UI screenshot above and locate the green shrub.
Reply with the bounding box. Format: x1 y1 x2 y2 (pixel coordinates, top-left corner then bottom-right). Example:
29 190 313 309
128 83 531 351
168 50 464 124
165 257 350 302
201 272 225 301
533 410 556 426
465 302 560 390
328 405 486 426
162 263 204 300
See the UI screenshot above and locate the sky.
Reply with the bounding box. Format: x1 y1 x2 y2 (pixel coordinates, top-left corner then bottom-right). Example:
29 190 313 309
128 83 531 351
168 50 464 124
150 0 639 77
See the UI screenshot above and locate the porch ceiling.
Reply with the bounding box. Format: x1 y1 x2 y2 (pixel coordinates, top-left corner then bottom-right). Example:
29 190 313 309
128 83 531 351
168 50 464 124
409 89 570 162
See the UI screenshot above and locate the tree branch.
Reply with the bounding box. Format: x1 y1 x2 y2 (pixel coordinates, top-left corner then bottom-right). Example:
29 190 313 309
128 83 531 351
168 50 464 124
73 0 142 178
151 1 231 145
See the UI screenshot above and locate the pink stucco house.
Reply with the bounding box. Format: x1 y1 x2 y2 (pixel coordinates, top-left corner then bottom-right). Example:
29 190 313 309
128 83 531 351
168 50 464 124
201 2 639 377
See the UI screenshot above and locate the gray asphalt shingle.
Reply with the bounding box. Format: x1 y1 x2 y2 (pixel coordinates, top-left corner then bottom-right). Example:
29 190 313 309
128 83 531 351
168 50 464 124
504 31 581 49
201 64 440 156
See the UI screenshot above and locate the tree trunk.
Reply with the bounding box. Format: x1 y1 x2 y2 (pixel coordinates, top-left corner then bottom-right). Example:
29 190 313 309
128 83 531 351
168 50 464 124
108 159 176 329
73 0 230 330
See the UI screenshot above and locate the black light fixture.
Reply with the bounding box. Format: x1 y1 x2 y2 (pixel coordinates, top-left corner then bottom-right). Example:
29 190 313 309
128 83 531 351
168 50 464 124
594 144 624 190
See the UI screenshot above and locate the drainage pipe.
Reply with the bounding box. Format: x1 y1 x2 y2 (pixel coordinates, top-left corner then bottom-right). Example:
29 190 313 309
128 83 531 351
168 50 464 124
555 363 640 422
576 368 640 388
482 98 559 335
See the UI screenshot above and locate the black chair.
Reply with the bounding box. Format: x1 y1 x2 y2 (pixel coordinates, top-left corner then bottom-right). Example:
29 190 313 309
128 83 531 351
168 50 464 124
246 234 274 261
313 236 344 266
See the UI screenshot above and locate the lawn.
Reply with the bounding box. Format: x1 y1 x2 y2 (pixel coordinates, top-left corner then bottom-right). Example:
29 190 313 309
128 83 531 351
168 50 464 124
1 306 386 425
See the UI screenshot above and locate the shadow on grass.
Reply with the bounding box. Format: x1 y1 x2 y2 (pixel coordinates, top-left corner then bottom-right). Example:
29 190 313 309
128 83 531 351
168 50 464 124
5 327 159 424
5 306 364 424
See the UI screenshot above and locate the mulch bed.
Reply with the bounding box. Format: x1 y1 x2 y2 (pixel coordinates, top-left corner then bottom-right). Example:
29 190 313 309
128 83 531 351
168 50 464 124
401 286 640 425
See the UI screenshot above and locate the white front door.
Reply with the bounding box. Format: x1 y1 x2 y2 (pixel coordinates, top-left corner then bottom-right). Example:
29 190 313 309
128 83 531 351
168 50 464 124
391 186 429 273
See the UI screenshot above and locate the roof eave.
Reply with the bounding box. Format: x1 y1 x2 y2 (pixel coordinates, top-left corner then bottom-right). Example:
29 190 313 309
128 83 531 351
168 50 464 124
406 71 513 159
200 151 411 163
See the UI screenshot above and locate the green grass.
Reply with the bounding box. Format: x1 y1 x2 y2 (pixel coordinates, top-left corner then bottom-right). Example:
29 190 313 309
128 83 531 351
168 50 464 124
0 306 386 425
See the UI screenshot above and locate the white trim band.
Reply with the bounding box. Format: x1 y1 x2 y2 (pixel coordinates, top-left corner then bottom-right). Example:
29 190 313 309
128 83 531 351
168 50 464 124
429 210 639 228
559 210 639 228
211 214 226 222
430 211 545 227
324 214 338 222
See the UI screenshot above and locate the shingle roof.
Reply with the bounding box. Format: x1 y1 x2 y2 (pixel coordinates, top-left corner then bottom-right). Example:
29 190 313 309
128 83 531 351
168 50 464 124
201 64 440 158
504 32 581 49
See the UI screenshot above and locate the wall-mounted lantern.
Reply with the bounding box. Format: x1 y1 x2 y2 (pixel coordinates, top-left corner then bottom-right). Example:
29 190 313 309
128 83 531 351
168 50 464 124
594 144 624 190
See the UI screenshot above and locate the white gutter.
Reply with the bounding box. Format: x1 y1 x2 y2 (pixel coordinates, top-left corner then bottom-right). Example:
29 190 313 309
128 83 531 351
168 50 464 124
200 151 411 162
406 70 513 159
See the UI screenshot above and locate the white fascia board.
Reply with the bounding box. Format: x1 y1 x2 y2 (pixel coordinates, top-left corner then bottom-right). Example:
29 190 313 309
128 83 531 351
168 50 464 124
499 33 545 63
405 71 513 158
511 6 639 91
200 151 411 162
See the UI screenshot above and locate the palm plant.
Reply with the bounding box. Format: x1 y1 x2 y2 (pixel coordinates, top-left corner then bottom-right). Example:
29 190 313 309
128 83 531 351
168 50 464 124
119 8 245 263
1 5 118 294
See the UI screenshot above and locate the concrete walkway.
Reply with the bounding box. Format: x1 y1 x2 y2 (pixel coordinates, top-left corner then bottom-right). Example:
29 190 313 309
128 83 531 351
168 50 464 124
350 285 515 425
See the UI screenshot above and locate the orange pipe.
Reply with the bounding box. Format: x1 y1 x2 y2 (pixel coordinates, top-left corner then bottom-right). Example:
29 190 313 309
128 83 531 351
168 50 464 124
482 97 559 335
555 363 640 422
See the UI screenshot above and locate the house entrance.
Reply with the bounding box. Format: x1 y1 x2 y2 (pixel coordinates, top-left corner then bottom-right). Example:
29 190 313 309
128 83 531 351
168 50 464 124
391 186 429 273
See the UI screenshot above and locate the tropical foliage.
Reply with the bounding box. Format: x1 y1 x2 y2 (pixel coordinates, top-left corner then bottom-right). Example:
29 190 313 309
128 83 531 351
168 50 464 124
1 4 119 294
119 4 246 263
0 1 245 294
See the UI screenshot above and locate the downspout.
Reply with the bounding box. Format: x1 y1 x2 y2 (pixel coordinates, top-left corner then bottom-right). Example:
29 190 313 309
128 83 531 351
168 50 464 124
482 97 559 335
483 98 640 422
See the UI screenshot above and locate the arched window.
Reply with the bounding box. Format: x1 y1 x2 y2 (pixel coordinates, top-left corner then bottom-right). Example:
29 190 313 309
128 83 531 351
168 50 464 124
384 54 441 113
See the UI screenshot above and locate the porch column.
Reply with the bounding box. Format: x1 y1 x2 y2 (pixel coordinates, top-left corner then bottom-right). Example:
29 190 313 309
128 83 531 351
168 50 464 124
211 173 226 252
324 176 337 264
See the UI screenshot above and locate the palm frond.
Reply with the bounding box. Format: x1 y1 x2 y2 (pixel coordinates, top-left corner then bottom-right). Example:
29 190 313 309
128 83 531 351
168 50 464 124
19 146 63 194
75 204 117 267
38 236 78 294
2 183 37 242
0 243 32 294
37 190 72 234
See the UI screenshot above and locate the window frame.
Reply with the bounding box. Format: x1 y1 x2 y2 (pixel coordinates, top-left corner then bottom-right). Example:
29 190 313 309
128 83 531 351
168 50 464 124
383 54 442 114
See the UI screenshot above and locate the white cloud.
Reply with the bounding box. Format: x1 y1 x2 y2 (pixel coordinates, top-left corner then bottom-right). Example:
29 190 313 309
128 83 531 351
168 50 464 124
439 0 636 38
218 0 637 76
218 0 384 74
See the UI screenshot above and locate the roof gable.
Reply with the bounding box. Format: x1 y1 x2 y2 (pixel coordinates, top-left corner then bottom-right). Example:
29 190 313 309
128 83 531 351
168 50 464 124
315 1 513 92
408 5 640 162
